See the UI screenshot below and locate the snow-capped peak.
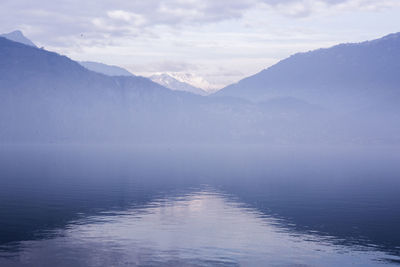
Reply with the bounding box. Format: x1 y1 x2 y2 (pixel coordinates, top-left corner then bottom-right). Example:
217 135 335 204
149 73 208 96
156 72 217 92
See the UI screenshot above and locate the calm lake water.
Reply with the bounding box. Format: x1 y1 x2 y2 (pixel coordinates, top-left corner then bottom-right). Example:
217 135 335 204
0 145 399 266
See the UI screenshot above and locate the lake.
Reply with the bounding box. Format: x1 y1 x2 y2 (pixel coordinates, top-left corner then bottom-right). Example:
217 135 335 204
0 145 399 266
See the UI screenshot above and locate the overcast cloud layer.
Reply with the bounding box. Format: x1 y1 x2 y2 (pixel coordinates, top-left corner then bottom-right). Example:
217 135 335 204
1 0 400 88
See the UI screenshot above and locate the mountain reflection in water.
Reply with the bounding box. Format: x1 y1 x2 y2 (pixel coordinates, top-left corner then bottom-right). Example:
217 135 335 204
0 145 399 266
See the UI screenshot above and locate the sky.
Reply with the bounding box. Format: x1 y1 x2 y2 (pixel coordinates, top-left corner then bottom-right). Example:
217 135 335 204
1 0 400 89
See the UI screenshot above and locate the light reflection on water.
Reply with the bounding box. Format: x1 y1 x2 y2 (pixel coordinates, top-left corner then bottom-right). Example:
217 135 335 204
0 145 400 266
1 188 398 267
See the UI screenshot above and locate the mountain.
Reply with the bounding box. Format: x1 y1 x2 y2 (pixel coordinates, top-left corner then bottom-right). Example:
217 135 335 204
215 32 400 111
169 73 214 92
159 73 217 93
0 34 399 144
0 36 209 143
0 35 329 144
79 61 134 77
0 30 134 78
150 73 207 95
0 30 37 47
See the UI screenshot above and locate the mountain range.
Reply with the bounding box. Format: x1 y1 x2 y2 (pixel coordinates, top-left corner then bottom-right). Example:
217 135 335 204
216 33 400 111
0 31 217 96
160 72 217 93
0 30 37 48
79 61 135 77
0 31 399 144
150 73 208 95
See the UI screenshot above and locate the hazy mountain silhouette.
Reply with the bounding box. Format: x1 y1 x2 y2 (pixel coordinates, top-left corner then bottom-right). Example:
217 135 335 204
0 36 327 144
0 36 211 143
79 61 134 77
215 32 400 111
0 30 37 47
0 33 399 144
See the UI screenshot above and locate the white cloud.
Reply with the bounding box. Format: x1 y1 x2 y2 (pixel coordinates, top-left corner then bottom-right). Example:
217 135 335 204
107 10 133 22
1 0 398 43
1 0 399 88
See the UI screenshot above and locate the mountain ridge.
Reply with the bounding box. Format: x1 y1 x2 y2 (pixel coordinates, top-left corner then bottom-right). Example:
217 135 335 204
1 32 399 144
0 30 37 47
215 32 400 111
150 73 208 95
79 61 135 77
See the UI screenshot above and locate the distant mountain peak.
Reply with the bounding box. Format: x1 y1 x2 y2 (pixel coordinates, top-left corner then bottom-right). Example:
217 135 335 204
165 72 216 92
79 61 134 77
10 30 23 35
150 73 207 95
0 30 37 47
377 32 400 40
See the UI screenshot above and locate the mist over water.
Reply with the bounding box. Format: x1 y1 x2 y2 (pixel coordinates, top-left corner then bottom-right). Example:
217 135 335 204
0 145 399 266
1 29 400 266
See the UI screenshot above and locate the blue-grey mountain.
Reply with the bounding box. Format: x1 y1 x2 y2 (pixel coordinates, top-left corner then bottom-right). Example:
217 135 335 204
215 33 400 111
0 36 205 143
0 30 37 48
79 61 134 77
0 32 399 144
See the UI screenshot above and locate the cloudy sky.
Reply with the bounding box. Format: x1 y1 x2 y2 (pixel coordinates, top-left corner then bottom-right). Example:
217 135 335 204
1 0 400 89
